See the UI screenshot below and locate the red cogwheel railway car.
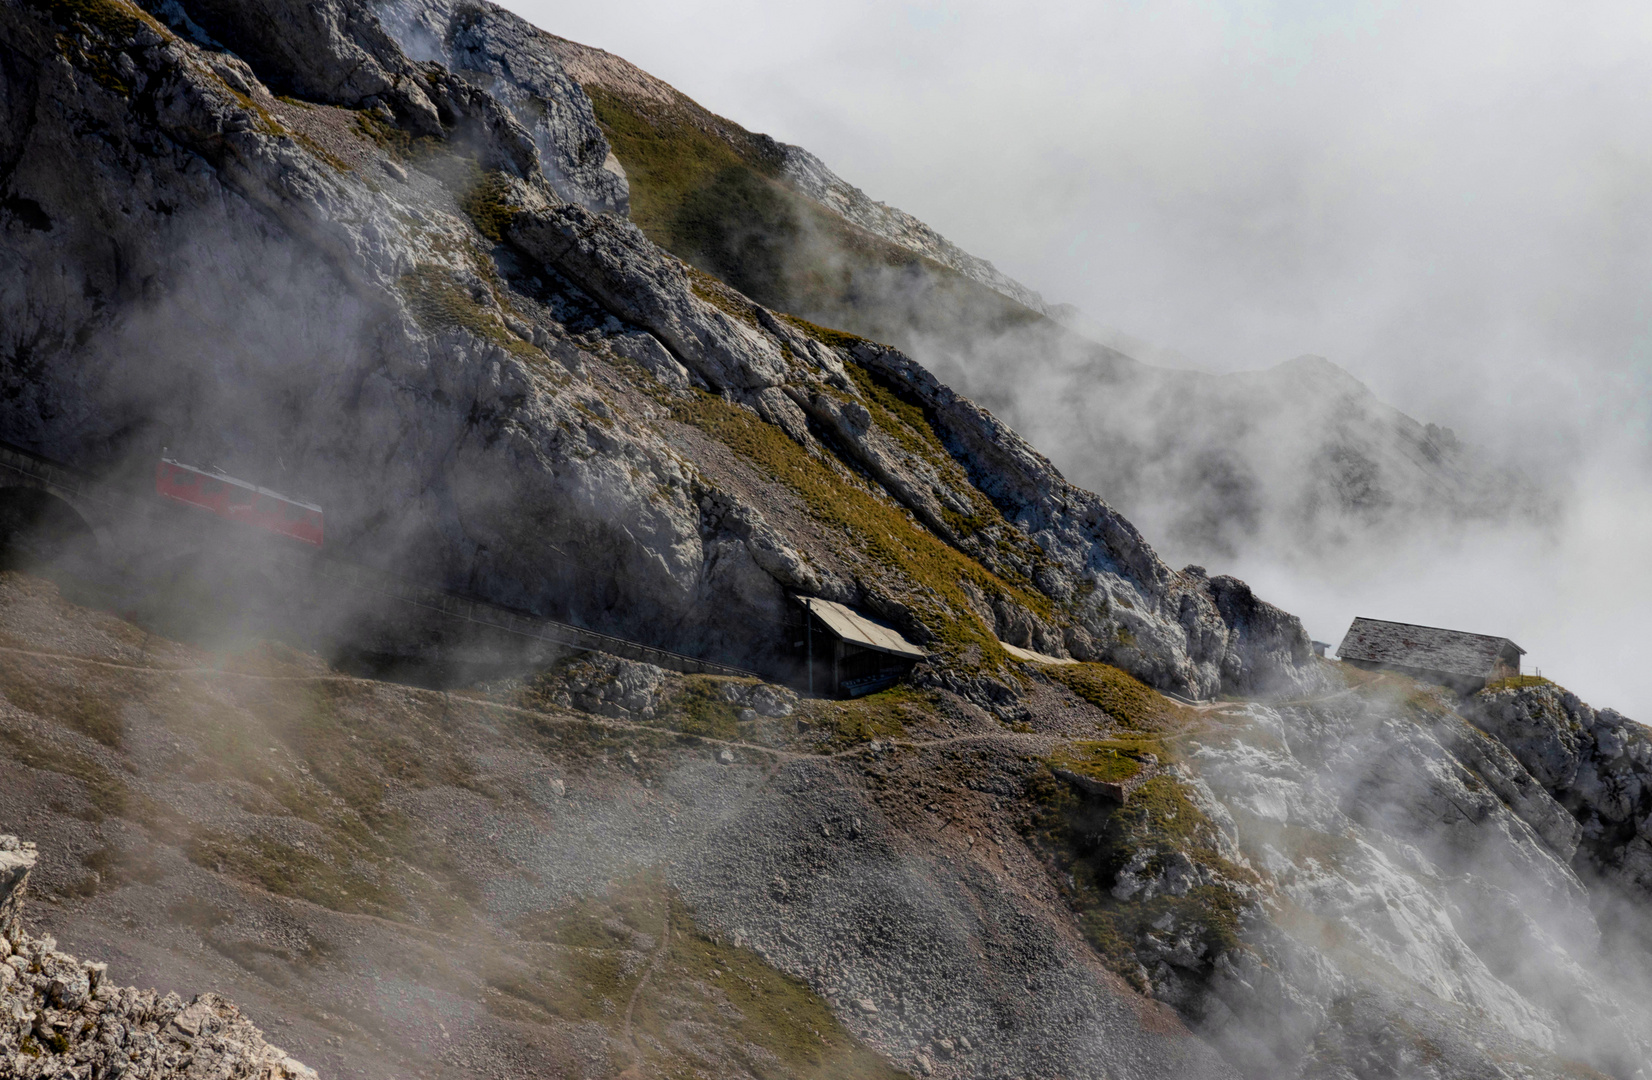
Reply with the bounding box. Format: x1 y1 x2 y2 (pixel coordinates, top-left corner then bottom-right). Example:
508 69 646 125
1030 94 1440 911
155 457 324 546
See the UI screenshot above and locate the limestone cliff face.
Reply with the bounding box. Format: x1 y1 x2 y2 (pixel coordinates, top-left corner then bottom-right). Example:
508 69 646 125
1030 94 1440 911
374 0 628 214
1095 677 1652 1078
1 837 316 1078
1466 683 1652 899
0 0 1313 699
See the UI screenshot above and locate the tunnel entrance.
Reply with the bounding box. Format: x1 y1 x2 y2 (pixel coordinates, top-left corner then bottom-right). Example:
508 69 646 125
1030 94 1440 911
0 487 99 573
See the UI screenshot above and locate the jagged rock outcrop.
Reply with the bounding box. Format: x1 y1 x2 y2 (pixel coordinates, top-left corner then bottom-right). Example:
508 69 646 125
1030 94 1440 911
532 30 1048 316
0 0 1314 698
1467 683 1652 899
1119 680 1652 1078
1 837 315 1078
374 0 628 213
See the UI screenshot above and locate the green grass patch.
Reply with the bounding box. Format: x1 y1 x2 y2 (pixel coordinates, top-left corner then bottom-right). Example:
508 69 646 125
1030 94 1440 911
0 724 129 820
801 685 921 749
1484 674 1553 693
1029 758 1256 991
670 390 1049 667
459 169 518 245
585 85 794 305
779 313 870 353
1045 739 1150 785
662 676 749 739
1046 662 1185 731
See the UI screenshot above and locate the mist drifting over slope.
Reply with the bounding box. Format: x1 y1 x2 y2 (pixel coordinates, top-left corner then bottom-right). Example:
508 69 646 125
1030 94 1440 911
510 0 1652 717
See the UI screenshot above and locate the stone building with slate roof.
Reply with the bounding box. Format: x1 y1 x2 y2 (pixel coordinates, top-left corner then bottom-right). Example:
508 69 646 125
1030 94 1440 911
1336 617 1525 693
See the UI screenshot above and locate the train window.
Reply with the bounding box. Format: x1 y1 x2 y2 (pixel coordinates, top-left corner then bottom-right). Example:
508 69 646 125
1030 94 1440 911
284 502 307 521
229 488 254 505
256 496 278 513
172 470 197 486
200 480 224 495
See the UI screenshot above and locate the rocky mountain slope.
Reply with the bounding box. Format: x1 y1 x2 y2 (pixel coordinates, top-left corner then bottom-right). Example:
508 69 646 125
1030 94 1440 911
3 835 317 1077
0 566 1648 1079
527 21 1537 567
0 0 1648 1077
0 0 1316 701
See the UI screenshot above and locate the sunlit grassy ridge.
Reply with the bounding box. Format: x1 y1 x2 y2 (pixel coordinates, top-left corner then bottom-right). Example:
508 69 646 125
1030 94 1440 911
585 80 1043 346
668 389 1035 664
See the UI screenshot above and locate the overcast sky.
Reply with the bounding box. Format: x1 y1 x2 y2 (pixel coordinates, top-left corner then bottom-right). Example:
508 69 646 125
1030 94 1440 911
503 0 1652 713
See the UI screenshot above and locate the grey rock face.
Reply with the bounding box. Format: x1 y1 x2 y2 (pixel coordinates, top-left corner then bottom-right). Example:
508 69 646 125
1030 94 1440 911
551 654 672 718
1181 689 1652 1078
158 0 443 129
1467 684 1652 898
374 0 629 213
0 835 315 1078
778 143 1050 315
0 0 1312 695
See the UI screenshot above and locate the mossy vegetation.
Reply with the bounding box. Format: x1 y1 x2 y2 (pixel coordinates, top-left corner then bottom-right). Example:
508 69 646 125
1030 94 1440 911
1046 662 1185 731
459 169 519 245
780 313 869 353
398 264 539 360
584 85 799 308
1485 674 1553 693
669 389 1037 665
1030 736 1256 989
498 871 910 1078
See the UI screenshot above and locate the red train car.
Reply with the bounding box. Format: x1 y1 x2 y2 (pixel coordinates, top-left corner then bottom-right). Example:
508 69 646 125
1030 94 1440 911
155 457 324 547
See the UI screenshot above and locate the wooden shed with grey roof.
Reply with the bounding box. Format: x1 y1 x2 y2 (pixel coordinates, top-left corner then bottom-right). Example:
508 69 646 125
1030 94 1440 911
1335 617 1525 694
790 595 928 698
